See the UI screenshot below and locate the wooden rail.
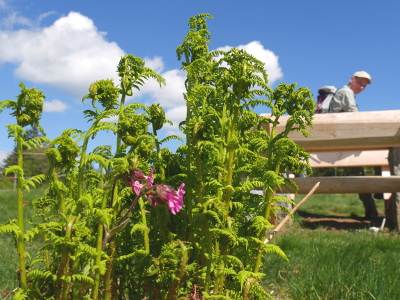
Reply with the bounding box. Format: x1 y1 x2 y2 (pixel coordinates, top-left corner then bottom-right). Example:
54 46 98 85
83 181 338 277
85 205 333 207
261 110 400 152
281 176 400 194
261 110 400 228
308 150 389 168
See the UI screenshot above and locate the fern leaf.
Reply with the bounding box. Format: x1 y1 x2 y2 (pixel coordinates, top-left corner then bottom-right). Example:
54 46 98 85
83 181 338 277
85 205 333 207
261 243 289 262
23 174 46 191
70 274 95 284
5 165 24 178
0 223 20 235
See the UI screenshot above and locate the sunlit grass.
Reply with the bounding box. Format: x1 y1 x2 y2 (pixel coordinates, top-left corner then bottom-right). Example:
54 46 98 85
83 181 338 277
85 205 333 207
264 229 400 299
0 190 44 293
295 193 385 217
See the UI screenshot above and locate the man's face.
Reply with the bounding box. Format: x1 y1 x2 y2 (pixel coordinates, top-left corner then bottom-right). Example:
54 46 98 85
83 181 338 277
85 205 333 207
349 76 370 95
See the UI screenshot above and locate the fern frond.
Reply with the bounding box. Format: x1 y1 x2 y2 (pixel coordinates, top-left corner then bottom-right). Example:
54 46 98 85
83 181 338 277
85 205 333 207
95 208 114 228
27 270 56 281
83 153 110 169
24 136 51 149
131 223 147 235
23 174 46 191
261 243 289 262
209 228 237 244
159 135 184 144
203 210 222 225
6 124 25 141
5 165 24 177
24 227 41 241
0 222 20 235
0 99 16 113
13 288 28 300
70 274 95 284
218 255 243 268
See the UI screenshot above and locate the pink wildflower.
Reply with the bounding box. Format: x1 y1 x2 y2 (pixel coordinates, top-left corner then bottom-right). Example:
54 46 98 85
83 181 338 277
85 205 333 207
122 168 155 194
166 183 185 215
132 181 143 195
145 168 155 189
146 183 185 215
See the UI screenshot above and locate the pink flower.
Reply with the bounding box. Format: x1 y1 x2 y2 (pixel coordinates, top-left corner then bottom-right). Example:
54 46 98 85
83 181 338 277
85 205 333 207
132 181 143 195
145 168 155 189
120 168 185 215
122 168 155 195
166 183 185 215
146 183 185 215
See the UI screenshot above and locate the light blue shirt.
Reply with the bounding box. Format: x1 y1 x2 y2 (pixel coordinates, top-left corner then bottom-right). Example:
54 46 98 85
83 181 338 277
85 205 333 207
329 85 358 112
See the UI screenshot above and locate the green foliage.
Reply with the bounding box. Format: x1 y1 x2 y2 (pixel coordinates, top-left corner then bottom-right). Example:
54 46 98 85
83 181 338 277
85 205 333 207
0 14 316 300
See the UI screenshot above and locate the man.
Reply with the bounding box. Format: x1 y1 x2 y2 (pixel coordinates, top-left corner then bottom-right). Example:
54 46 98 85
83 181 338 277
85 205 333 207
329 71 379 218
329 71 371 113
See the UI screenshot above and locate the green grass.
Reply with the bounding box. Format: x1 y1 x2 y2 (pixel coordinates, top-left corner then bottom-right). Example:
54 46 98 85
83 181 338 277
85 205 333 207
0 191 398 299
0 189 44 294
261 193 397 299
295 193 386 217
263 229 400 299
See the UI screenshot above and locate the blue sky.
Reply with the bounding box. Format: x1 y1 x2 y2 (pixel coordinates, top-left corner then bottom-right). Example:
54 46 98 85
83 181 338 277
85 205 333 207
1 0 400 165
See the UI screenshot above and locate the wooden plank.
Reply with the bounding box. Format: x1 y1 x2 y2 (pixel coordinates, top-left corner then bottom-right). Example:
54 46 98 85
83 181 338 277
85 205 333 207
261 110 400 152
309 150 389 167
296 137 400 152
280 176 400 194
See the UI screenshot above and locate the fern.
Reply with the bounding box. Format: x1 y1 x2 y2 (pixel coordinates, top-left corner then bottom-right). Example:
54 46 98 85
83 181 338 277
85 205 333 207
23 174 46 191
5 165 24 177
0 222 20 235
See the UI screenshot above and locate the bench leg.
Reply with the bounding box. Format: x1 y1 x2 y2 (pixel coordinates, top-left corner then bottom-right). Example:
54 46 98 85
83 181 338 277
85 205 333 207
388 148 400 229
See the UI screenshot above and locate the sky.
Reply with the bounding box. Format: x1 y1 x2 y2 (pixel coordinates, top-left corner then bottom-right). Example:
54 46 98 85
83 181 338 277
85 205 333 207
1 0 400 166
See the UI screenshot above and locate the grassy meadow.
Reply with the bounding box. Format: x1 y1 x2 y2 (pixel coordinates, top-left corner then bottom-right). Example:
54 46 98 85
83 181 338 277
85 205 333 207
0 190 399 299
0 189 44 294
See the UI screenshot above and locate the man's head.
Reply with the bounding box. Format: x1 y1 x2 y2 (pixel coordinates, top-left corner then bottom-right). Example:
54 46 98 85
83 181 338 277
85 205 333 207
348 71 372 95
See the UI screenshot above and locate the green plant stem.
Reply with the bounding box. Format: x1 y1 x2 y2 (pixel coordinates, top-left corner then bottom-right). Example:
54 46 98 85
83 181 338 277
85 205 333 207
152 127 168 243
92 223 104 300
154 206 168 244
116 93 126 154
166 241 189 300
55 215 76 300
77 117 102 208
92 184 110 299
224 63 246 209
254 156 282 273
183 46 198 244
103 241 116 300
16 136 27 290
139 197 150 254
214 240 224 294
202 215 213 293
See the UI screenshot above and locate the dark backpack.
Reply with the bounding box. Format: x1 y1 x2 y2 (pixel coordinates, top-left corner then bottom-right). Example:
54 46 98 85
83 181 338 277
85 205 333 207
315 86 337 114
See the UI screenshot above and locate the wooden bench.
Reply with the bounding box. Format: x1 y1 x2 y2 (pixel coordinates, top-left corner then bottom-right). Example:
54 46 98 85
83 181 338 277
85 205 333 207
261 110 400 226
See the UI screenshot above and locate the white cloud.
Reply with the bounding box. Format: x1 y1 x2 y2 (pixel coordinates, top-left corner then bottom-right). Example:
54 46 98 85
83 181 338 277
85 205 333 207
144 56 164 74
135 68 186 108
44 99 67 112
0 11 125 98
216 41 283 85
166 105 186 125
1 11 32 28
0 150 10 167
0 9 283 115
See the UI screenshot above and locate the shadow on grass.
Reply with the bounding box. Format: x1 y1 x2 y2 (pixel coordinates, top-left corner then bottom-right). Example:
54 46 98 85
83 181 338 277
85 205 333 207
296 211 386 230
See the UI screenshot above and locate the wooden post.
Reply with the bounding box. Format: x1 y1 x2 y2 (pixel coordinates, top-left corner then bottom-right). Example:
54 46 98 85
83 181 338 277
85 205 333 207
388 147 400 229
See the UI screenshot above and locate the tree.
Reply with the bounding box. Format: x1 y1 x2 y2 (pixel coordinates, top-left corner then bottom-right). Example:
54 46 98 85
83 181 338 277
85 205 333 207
2 126 50 177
